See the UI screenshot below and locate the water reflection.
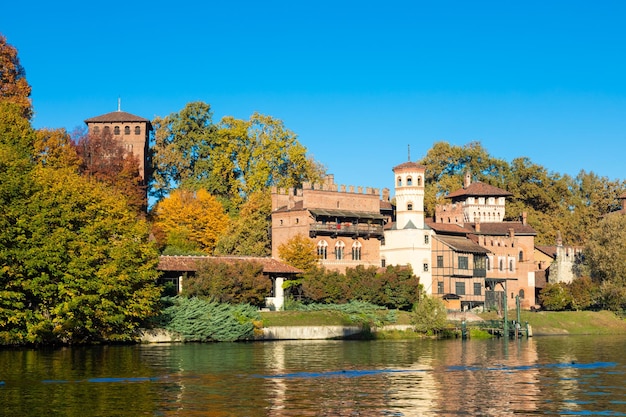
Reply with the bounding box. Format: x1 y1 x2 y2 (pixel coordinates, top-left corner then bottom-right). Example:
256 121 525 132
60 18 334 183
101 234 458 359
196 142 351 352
1 337 626 416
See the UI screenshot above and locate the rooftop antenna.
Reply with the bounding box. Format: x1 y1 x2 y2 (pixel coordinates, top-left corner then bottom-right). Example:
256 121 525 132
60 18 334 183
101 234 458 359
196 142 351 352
117 97 121 112
408 144 411 161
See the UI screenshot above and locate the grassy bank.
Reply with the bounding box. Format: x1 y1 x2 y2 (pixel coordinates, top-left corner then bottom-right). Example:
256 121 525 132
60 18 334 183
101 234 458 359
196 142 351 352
521 310 626 335
261 309 626 336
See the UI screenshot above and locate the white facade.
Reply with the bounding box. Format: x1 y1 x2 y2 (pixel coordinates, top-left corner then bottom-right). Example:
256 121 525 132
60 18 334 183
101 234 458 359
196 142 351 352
380 162 434 294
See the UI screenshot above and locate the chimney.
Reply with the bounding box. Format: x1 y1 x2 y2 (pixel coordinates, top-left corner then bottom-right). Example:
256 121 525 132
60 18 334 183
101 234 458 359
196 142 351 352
522 212 527 226
288 187 295 209
475 221 481 233
464 171 471 188
382 188 390 202
508 228 515 239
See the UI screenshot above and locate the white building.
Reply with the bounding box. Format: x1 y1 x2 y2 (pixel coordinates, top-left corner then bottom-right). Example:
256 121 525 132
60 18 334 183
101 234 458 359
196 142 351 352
380 161 434 294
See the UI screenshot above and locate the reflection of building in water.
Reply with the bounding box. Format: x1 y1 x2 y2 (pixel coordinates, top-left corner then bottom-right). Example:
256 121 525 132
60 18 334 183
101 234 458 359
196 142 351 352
431 340 540 416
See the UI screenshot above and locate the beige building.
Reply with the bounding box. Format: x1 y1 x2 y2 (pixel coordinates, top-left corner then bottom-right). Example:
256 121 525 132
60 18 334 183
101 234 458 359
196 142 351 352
84 108 151 181
271 175 386 273
429 175 538 310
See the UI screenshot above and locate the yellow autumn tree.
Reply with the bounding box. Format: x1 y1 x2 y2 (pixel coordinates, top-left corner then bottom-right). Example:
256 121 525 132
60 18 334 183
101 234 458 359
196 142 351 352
153 188 229 255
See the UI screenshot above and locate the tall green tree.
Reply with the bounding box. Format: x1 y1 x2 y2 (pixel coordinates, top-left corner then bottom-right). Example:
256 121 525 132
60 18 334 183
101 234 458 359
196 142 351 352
584 214 626 286
151 101 219 200
150 102 325 211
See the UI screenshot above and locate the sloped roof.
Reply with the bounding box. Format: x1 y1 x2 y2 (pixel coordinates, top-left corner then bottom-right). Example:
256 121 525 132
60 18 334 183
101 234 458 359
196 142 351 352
426 219 536 236
536 245 557 258
309 208 385 220
434 235 491 254
392 161 426 171
446 181 512 199
157 255 302 274
84 111 150 124
464 221 537 236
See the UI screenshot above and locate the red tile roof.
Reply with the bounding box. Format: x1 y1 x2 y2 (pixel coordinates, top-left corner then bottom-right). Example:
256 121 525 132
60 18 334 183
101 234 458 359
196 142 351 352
434 235 491 254
446 181 512 199
426 219 536 236
392 161 426 171
84 111 150 124
158 255 302 274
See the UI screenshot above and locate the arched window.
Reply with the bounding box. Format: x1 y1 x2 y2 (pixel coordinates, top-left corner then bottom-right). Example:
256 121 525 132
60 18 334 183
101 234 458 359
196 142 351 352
317 240 328 260
134 126 141 135
352 241 362 261
417 176 422 186
335 241 345 260
509 259 514 272
519 289 525 299
124 126 130 135
499 259 504 271
93 126 100 135
397 177 402 186
407 176 412 185
518 251 524 262
407 203 413 211
114 126 120 135
104 126 110 134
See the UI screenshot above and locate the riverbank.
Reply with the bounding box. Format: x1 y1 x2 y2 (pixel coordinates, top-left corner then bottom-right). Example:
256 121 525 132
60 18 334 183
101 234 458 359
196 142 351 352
259 309 626 336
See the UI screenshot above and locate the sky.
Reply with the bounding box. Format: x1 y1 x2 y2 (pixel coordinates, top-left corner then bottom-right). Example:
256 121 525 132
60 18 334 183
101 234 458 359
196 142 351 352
2 1 626 194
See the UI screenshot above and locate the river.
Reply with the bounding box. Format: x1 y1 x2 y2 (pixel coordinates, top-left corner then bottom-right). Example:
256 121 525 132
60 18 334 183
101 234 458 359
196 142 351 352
1 335 625 416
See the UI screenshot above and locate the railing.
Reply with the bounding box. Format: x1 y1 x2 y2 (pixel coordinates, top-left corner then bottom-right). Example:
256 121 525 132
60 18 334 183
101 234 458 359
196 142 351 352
309 223 384 239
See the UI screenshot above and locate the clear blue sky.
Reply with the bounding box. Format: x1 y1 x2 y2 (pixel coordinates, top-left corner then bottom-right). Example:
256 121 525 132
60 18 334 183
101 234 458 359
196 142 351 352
3 1 625 193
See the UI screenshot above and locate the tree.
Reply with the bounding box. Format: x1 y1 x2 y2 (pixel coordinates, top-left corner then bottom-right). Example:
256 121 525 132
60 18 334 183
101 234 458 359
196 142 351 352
538 282 572 311
584 214 626 286
0 34 32 119
150 102 219 201
0 165 161 344
184 259 271 307
277 233 318 271
152 188 229 254
412 295 448 334
376 265 420 310
34 128 80 169
150 102 325 211
73 128 146 212
215 190 272 256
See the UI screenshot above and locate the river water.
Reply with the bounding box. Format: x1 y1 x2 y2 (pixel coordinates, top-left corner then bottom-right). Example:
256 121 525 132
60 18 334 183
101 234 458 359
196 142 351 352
1 335 625 416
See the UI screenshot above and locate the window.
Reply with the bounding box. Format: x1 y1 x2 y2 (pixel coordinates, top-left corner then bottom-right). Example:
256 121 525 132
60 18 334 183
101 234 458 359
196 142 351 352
499 259 504 271
93 126 100 134
455 282 466 295
474 282 482 295
417 176 422 186
124 126 130 135
423 263 429 272
407 203 413 211
458 256 469 270
519 289 525 299
104 126 110 134
114 126 120 135
381 258 386 267
397 177 402 186
518 251 524 262
134 126 141 135
424 235 429 244
437 255 443 268
351 241 362 261
437 281 444 294
407 176 412 185
335 241 345 260
317 241 328 260
509 259 514 272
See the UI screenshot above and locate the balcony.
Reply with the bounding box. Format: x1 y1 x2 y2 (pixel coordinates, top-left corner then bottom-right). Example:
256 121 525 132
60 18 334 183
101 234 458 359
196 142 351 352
309 222 384 240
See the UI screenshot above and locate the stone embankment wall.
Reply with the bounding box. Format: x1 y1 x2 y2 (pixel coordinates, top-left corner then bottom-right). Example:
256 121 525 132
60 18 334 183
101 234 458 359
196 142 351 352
138 325 415 343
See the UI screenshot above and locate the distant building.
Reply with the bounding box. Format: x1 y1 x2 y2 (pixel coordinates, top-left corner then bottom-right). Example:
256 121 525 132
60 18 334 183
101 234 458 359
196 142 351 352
429 173 538 310
84 107 151 181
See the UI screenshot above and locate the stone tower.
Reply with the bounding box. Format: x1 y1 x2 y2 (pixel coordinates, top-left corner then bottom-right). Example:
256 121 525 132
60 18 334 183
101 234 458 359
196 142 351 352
84 106 151 181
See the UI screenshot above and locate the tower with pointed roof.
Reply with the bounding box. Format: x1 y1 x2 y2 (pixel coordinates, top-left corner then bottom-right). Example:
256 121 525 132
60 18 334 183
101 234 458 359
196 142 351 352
84 106 151 181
